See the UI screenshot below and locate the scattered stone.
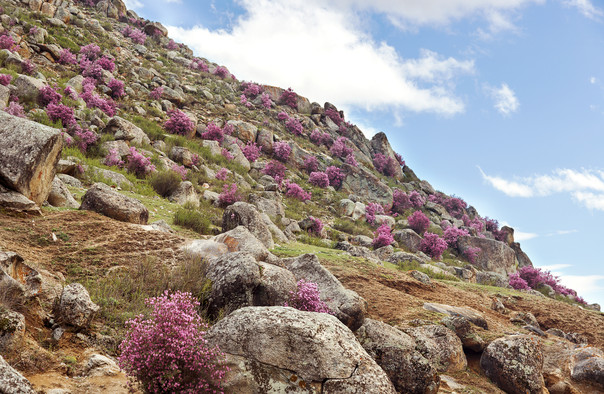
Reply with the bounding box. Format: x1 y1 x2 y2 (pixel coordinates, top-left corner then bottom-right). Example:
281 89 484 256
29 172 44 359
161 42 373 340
409 270 431 285
55 283 99 329
213 226 269 261
222 202 274 249
510 311 540 329
458 236 517 275
387 251 428 266
168 181 199 206
570 346 604 389
441 315 486 352
404 324 467 373
103 116 150 146
12 74 45 103
80 183 149 224
0 309 25 353
0 185 41 214
84 354 120 377
392 229 422 252
491 297 506 313
47 176 79 208
181 239 228 261
0 354 35 394
423 303 488 329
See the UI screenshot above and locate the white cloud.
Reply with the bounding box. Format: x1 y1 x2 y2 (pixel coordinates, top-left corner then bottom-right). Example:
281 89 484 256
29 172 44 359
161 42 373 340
124 0 143 9
514 231 538 241
479 168 604 211
590 76 597 84
546 229 578 236
537 263 572 271
488 83 519 115
563 0 603 20
557 274 604 300
168 0 475 116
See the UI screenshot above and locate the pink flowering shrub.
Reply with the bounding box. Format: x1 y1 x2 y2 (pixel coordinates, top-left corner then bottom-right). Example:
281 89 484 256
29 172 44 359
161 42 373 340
58 48 77 65
285 117 303 136
79 43 101 60
277 111 289 121
79 79 117 116
218 183 241 207
4 101 25 117
408 210 430 235
330 137 352 159
307 217 324 236
103 148 124 167
303 155 319 173
97 55 116 72
345 154 358 167
64 86 78 100
38 85 62 107
326 166 345 188
372 223 394 249
190 58 209 72
21 60 36 75
242 141 261 162
240 94 253 108
309 129 322 145
74 128 98 152
149 86 163 100
260 93 272 109
285 279 331 314
118 291 227 393
285 181 311 202
373 153 399 177
409 191 425 208
126 147 156 177
394 152 405 166
171 164 188 180
121 25 146 44
324 108 342 126
213 66 230 79
0 34 17 52
221 148 234 160
309 172 329 188
392 189 411 213
463 246 481 264
166 39 178 50
164 109 194 136
0 74 12 86
262 160 286 183
201 122 228 143
47 103 76 127
241 82 263 98
273 141 292 162
215 167 229 181
419 232 448 260
365 202 384 225
443 226 469 247
279 88 298 109
508 272 530 290
107 78 125 99
442 196 467 219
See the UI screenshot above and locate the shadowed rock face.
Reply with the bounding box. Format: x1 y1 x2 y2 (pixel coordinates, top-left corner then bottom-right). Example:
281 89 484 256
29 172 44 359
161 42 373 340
0 111 63 205
458 235 518 275
340 164 394 209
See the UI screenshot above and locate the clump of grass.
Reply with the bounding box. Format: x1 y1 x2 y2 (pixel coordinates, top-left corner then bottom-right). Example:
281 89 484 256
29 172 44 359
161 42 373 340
332 217 373 237
149 170 181 197
130 115 166 141
173 203 212 234
394 260 460 282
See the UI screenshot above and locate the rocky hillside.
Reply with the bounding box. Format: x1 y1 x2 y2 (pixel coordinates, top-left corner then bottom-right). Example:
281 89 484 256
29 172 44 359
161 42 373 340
0 0 602 393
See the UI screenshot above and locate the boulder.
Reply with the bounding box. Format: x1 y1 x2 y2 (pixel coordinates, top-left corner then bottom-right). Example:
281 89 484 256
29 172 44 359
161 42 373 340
441 316 486 352
57 174 83 188
0 185 40 214
570 347 604 389
256 126 274 154
476 271 510 288
370 132 404 180
510 311 540 329
180 239 229 261
356 318 440 393
511 242 534 268
100 140 130 158
103 116 150 146
169 146 194 167
0 111 63 205
0 309 25 353
206 306 396 393
227 120 257 143
404 324 467 373
0 251 42 299
393 229 422 252
213 226 269 261
84 167 133 188
143 21 168 37
458 236 518 275
423 302 488 329
84 354 120 377
374 245 394 261
47 176 79 208
341 165 393 209
338 199 355 216
55 283 99 329
0 85 10 109
248 193 285 218
409 270 431 285
387 251 428 266
80 183 149 224
281 253 367 331
12 74 45 103
255 262 297 307
335 241 379 263
168 181 199 206
0 354 34 394
222 202 274 249
480 335 547 394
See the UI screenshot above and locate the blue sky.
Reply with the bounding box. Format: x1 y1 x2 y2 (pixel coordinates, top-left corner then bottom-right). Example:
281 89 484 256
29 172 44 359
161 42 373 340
125 0 604 306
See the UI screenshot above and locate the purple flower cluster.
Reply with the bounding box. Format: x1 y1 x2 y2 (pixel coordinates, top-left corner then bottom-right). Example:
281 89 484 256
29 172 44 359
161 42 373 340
273 141 292 162
309 172 329 188
345 153 358 167
213 66 230 79
164 109 194 136
221 148 234 160
408 210 430 235
218 183 241 207
47 103 76 127
279 87 298 109
309 129 333 147
419 232 448 260
201 122 229 143
103 148 124 167
324 108 342 126
74 128 98 152
171 164 188 180
307 216 324 236
166 39 178 50
330 137 353 159
107 78 125 99
4 101 25 118
0 34 17 52
241 82 263 98
277 111 289 121
118 291 228 393
365 202 384 225
190 58 209 72
149 86 163 100
325 166 345 188
286 279 332 314
126 147 156 177
80 79 117 116
260 93 272 109
285 117 303 136
443 226 469 248
79 43 101 61
262 160 286 184
38 85 62 107
303 155 319 173
372 223 394 249
0 74 12 86
463 246 481 264
242 141 261 162
58 48 77 65
121 25 146 44
215 167 229 181
373 153 399 177
285 181 311 201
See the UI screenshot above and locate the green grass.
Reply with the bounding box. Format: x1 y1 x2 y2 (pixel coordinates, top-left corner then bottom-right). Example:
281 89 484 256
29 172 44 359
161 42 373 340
332 217 373 238
173 203 212 235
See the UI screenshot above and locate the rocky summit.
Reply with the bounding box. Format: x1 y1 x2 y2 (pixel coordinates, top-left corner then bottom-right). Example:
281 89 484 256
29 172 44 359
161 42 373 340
0 0 602 393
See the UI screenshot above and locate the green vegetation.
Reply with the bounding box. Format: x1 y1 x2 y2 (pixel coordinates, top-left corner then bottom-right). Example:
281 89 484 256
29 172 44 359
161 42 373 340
173 203 212 234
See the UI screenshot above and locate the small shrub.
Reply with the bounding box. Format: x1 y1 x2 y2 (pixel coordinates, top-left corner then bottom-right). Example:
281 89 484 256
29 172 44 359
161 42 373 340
260 93 272 109
463 246 481 264
373 153 398 177
171 164 188 180
150 171 181 197
285 117 303 136
365 202 384 225
4 101 25 117
118 291 227 393
0 34 17 52
408 191 425 208
213 66 229 79
173 207 211 234
273 141 292 162
325 166 345 188
307 216 324 236
149 86 163 100
220 148 233 160
392 189 411 213
394 152 405 166
303 155 319 173
164 110 194 136
215 167 229 181
190 58 208 72
309 172 329 188
330 137 352 159
121 25 146 44
107 78 125 99
218 183 241 207
126 147 156 177
443 226 469 247
97 56 116 72
241 141 261 162
201 122 226 142
285 181 311 202
285 279 331 314
103 148 124 168
262 160 286 183
419 232 447 260
372 223 394 249
46 103 76 127
73 128 98 152
241 81 263 98
38 85 62 107
0 74 12 86
324 108 342 125
408 210 429 235
508 272 530 290
21 60 35 75
277 111 289 121
345 153 358 167
279 87 297 109
79 43 100 60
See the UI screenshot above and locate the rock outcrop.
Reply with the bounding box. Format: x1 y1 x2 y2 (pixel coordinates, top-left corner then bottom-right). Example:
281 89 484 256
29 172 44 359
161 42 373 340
80 183 149 224
222 202 274 249
458 236 518 275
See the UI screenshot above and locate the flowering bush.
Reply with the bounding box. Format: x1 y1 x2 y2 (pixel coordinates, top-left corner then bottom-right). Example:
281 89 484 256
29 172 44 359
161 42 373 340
463 246 481 264
324 108 342 126
373 153 398 177
394 152 405 166
21 60 36 75
171 164 188 180
309 129 323 145
286 279 331 314
239 94 252 108
309 172 329 188
58 48 77 65
277 111 289 121
260 93 272 109
213 66 230 79
508 273 530 291
201 122 232 143
149 86 163 100
221 148 234 160
285 117 303 136
330 137 352 158
103 148 124 167
126 147 156 177
164 110 194 136
262 160 286 183
325 166 345 188
345 153 358 167
392 189 412 213
372 223 394 249
303 155 319 173
107 78 125 99
74 128 98 152
365 202 384 225
273 141 292 162
190 58 209 72
4 101 25 118
442 196 467 219
97 55 116 72
118 291 227 393
408 210 429 235
79 43 101 60
242 141 261 162
408 191 425 208
279 88 298 109
215 167 229 181
419 232 447 260
47 103 76 127
0 74 12 86
241 82 263 98
307 217 324 236
218 183 241 207
443 227 469 248
166 39 178 50
38 85 62 107
79 80 117 116
121 25 146 44
64 86 78 100
285 181 311 202
0 34 17 51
